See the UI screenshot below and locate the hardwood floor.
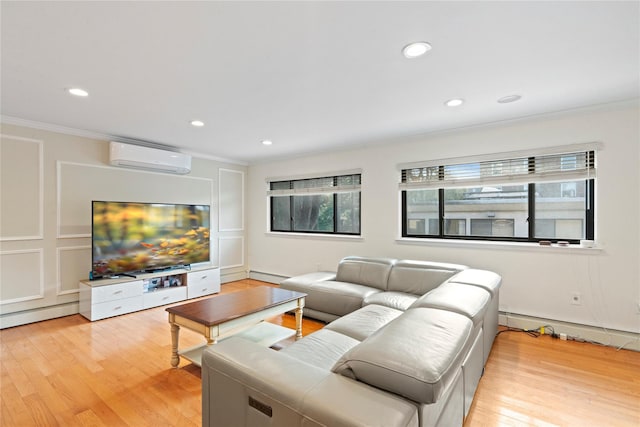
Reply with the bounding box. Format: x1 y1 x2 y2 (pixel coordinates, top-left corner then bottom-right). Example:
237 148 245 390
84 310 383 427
467 328 640 426
1 279 638 427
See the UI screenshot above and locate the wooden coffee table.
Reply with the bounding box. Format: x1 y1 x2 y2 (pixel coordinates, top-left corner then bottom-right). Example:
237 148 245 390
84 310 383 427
166 286 306 367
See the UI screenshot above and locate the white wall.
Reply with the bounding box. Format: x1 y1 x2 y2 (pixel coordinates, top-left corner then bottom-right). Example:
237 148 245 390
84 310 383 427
247 101 640 334
0 123 247 327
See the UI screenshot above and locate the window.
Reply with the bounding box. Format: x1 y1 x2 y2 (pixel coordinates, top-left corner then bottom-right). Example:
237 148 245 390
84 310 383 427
269 173 361 235
400 147 596 243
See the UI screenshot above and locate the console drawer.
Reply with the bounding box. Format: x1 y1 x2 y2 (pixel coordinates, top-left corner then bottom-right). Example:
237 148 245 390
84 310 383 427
143 287 188 309
92 281 143 303
187 268 220 298
91 296 143 320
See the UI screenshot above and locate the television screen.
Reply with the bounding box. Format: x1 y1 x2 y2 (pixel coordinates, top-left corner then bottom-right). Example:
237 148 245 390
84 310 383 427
92 201 210 278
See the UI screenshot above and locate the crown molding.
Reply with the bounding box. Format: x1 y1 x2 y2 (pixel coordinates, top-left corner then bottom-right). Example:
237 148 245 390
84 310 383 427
0 115 248 166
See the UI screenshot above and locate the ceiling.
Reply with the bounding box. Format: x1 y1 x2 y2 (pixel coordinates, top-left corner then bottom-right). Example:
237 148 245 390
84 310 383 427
1 1 639 165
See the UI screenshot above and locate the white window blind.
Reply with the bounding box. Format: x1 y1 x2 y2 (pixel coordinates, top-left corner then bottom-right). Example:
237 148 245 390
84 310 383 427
400 148 596 190
268 173 361 196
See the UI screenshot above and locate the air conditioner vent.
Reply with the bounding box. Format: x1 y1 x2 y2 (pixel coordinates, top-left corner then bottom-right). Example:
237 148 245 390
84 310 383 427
109 142 191 175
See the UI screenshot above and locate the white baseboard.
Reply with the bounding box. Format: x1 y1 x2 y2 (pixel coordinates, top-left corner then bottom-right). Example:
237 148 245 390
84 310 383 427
500 312 640 352
0 302 79 329
248 271 288 284
221 270 249 283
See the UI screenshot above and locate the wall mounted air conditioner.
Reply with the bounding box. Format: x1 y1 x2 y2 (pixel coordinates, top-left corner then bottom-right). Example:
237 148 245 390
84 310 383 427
109 142 191 175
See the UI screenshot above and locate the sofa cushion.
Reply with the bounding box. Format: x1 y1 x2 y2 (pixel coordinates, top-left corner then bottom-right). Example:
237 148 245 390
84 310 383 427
336 256 396 290
410 282 490 327
363 291 418 311
325 304 403 341
301 307 341 323
301 280 381 317
332 307 472 404
387 260 467 295
280 329 361 371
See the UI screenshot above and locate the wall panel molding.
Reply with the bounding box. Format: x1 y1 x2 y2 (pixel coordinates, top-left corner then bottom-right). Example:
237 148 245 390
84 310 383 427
57 245 91 295
0 134 43 241
219 236 244 269
0 249 44 305
219 168 244 232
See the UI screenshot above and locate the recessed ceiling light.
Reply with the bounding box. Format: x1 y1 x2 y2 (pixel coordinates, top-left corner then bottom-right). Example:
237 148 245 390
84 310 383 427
445 98 464 107
402 42 432 58
67 87 89 97
261 140 273 146
497 94 522 104
190 120 204 127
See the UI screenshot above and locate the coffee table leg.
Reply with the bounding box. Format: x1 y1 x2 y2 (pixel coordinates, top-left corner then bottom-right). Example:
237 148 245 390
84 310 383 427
295 297 305 340
170 322 180 368
205 329 216 345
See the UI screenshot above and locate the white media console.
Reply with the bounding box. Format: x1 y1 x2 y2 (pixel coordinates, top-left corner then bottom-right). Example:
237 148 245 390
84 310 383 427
78 265 220 321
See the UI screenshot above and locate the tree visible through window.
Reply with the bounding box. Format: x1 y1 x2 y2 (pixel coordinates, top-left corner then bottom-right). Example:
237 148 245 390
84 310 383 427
269 173 361 235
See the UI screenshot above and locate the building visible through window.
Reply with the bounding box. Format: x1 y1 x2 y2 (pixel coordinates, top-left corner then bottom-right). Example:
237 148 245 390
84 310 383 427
400 148 595 243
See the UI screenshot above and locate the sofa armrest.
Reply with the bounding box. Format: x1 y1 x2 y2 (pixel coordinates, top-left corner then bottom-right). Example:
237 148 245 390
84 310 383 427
202 337 418 427
446 269 501 296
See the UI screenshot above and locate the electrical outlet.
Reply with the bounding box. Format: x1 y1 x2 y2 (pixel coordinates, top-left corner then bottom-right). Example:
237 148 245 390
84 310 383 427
571 292 582 306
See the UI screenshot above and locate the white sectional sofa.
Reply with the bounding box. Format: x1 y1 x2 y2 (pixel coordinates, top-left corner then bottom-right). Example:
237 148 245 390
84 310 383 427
201 256 501 427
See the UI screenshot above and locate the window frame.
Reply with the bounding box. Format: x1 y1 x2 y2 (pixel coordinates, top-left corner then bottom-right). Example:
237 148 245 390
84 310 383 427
401 149 595 244
269 173 362 236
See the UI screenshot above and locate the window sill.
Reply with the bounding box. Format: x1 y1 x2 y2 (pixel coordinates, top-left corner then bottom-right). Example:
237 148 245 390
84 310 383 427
266 231 364 241
396 237 603 253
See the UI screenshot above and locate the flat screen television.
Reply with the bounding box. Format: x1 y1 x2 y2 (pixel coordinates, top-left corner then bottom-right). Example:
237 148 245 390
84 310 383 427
91 201 210 279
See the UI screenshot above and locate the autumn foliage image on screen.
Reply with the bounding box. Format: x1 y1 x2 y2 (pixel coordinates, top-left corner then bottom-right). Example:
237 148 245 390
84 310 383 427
91 201 210 278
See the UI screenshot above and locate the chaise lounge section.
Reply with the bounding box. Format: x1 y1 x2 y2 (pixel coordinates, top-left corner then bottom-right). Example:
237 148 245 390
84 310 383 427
202 256 501 427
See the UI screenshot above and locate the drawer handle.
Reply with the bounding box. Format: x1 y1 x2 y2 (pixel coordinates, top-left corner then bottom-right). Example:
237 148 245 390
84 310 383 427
162 296 169 300
201 275 207 279
114 306 122 310
202 288 208 292
113 290 123 295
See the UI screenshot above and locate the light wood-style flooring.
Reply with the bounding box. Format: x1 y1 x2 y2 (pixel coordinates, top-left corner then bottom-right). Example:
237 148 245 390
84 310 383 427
1 279 638 426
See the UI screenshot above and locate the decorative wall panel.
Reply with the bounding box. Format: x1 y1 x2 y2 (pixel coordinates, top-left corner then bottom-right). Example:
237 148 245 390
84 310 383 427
57 246 91 295
0 249 43 304
219 169 244 231
219 236 244 269
0 135 43 240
